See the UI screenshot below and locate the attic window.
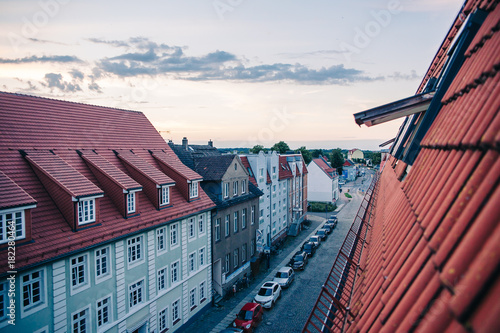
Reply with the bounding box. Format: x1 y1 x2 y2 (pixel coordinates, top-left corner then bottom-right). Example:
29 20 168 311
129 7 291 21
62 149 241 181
78 199 95 225
190 181 199 199
0 209 26 244
160 186 170 206
127 192 136 214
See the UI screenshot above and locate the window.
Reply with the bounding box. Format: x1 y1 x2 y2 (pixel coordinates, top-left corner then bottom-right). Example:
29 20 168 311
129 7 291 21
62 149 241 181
78 199 95 225
188 252 196 273
95 247 110 282
128 279 144 309
188 218 195 239
71 255 88 290
96 296 111 328
233 249 239 268
251 206 255 225
127 192 135 214
215 218 221 241
225 254 230 273
242 179 246 194
233 181 238 196
158 307 169 332
242 209 247 229
223 183 229 198
251 239 255 256
273 185 276 192
190 181 198 198
21 269 46 314
0 282 6 321
199 281 206 303
199 247 205 266
225 215 230 237
170 223 179 248
260 209 264 219
234 163 237 170
259 168 264 177
172 299 180 324
273 166 276 174
72 307 89 333
158 266 167 292
157 227 166 253
127 236 143 265
189 288 197 310
198 215 205 235
234 211 238 233
161 186 170 206
0 210 25 244
242 244 247 263
171 261 179 284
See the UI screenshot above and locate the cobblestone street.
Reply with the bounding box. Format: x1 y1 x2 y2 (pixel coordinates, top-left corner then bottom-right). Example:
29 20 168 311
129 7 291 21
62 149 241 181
183 172 374 333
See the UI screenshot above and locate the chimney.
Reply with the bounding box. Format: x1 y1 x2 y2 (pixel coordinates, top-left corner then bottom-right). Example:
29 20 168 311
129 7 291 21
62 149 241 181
208 139 213 147
182 137 188 150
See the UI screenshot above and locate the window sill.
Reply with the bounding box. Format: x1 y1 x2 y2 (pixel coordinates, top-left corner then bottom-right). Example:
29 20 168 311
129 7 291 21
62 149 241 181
173 319 181 326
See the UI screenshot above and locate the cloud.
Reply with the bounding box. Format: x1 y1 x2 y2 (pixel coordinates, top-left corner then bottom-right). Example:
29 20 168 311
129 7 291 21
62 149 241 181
88 82 102 93
277 49 350 59
42 73 81 92
388 70 420 81
70 69 85 80
0 55 82 64
92 37 378 84
28 38 68 45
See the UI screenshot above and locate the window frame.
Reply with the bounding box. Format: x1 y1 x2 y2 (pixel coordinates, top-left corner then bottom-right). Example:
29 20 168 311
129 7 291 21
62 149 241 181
188 251 197 274
96 294 112 329
127 235 144 268
160 185 170 206
225 215 230 237
70 253 90 295
198 214 205 236
233 211 238 233
214 218 221 242
242 179 246 194
189 287 197 310
156 227 167 255
225 254 230 273
223 182 229 199
171 260 180 285
251 206 255 225
242 208 247 229
77 198 96 225
157 265 168 293
199 247 206 267
71 305 91 333
20 267 48 318
170 223 179 249
189 181 199 199
128 278 145 310
158 306 169 332
233 181 238 196
172 298 181 325
233 249 239 268
126 191 136 214
199 280 207 304
188 218 196 240
0 208 27 244
242 243 247 263
95 246 112 284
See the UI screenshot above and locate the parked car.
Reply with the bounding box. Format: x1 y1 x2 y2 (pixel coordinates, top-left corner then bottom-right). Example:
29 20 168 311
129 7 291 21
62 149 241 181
292 252 309 270
322 224 332 234
309 235 321 248
273 266 295 288
221 328 244 333
325 220 337 229
254 281 281 309
316 229 328 241
329 215 338 221
302 241 317 257
232 302 264 332
288 250 306 266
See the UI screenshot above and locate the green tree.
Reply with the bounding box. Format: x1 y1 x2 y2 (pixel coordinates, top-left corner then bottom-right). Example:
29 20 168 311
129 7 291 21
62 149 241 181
311 149 324 158
271 141 290 154
329 148 344 175
296 146 312 164
372 152 381 165
250 145 265 154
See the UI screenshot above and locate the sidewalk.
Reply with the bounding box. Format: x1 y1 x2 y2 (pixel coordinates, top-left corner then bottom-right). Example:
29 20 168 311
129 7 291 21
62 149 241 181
182 215 326 333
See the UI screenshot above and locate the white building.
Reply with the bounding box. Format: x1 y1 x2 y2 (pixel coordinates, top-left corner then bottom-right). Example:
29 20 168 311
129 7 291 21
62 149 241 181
307 157 340 203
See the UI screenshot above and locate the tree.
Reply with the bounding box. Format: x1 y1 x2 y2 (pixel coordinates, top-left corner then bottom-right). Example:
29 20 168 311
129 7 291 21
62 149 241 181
372 152 381 165
329 148 344 175
311 149 324 158
296 146 312 164
250 145 265 154
271 141 290 154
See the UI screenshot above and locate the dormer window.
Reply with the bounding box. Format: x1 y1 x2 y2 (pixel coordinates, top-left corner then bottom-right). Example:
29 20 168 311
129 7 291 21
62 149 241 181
161 186 170 206
242 180 246 194
223 183 229 199
78 199 95 225
190 181 199 199
127 192 136 214
0 209 26 244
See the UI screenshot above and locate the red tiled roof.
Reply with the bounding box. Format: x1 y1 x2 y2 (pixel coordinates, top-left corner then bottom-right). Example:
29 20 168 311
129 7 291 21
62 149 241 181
116 149 175 186
312 157 335 179
0 92 215 276
0 170 37 210
278 156 293 180
24 150 104 198
240 156 257 185
151 148 202 181
304 2 500 332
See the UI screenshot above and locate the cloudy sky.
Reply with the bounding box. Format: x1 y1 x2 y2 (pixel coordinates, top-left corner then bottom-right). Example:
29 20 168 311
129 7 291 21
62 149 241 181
0 0 463 150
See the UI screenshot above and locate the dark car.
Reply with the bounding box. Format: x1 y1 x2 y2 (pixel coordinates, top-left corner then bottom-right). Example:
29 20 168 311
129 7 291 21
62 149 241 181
302 242 317 257
325 220 337 229
288 250 307 266
232 302 264 332
322 224 332 234
292 252 308 270
316 229 328 241
329 215 338 221
309 236 321 248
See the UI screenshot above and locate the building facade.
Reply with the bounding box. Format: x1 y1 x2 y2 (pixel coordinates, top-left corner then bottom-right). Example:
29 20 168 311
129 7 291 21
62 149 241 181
0 92 215 333
347 148 364 161
307 157 340 204
169 141 262 298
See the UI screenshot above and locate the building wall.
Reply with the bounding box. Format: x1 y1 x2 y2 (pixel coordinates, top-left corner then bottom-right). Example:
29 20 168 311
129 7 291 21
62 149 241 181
1 212 212 333
307 162 334 202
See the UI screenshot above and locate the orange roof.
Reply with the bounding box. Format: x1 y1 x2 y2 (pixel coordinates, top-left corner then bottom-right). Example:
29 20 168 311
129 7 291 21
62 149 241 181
304 2 500 332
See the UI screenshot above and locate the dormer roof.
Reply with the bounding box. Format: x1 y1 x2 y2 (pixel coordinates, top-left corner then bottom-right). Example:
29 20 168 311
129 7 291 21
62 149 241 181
116 149 175 187
0 170 37 210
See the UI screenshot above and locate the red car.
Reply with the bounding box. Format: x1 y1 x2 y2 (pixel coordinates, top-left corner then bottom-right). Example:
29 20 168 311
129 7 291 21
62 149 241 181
232 302 264 332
